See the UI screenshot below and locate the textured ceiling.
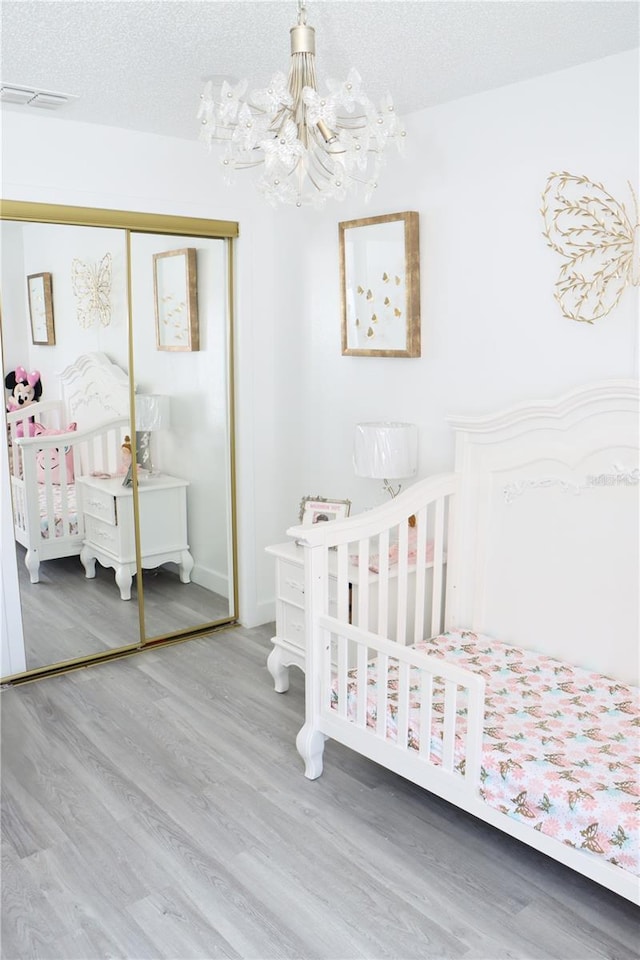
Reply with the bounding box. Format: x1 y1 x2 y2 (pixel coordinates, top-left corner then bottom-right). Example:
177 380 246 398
1 1 638 142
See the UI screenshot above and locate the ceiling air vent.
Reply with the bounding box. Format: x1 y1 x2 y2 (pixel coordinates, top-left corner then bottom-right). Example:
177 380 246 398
0 84 79 109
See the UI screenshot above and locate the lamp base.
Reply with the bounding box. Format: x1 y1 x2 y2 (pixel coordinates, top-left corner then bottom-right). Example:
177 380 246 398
136 430 158 475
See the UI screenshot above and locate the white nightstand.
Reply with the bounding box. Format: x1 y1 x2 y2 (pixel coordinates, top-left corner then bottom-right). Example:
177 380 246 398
77 474 194 600
265 540 426 692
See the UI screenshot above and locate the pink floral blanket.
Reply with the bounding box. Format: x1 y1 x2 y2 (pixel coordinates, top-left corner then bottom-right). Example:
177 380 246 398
332 630 639 876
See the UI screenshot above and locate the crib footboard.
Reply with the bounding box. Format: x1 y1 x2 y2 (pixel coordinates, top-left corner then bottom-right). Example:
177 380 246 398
297 613 485 802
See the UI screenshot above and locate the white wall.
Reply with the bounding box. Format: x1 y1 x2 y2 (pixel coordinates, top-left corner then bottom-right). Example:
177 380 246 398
292 50 639 518
2 48 638 637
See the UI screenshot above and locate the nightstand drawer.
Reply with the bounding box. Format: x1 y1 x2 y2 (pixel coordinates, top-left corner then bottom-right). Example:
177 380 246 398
282 602 306 646
278 560 305 606
85 515 120 552
82 486 117 525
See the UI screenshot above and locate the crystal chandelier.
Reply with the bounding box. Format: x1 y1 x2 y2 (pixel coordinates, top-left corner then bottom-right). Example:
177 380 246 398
197 1 406 208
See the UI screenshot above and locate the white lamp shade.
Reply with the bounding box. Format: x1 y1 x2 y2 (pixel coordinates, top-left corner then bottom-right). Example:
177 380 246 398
353 422 418 480
135 394 171 432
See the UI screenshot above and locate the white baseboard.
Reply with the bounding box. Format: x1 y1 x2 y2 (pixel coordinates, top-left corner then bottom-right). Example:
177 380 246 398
191 562 229 599
239 600 275 629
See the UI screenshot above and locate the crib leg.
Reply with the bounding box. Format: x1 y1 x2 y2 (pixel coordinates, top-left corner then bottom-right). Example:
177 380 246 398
80 546 96 579
25 550 40 584
296 723 327 780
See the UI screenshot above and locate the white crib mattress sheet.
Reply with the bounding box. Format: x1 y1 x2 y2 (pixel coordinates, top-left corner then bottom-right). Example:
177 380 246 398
38 484 79 539
333 629 639 877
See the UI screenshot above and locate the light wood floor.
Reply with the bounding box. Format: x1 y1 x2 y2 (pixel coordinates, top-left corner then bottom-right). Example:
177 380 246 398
2 625 638 960
15 545 232 673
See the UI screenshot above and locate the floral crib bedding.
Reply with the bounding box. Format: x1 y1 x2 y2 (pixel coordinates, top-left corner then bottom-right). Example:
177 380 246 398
37 484 79 539
332 630 640 877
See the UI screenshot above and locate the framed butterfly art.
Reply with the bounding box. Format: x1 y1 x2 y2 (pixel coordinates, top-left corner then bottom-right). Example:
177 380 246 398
27 272 55 345
541 172 639 324
153 247 199 352
71 252 112 329
339 211 421 357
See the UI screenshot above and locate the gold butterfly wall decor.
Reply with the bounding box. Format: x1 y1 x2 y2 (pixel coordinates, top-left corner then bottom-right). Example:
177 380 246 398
354 269 405 342
541 172 639 324
71 252 112 328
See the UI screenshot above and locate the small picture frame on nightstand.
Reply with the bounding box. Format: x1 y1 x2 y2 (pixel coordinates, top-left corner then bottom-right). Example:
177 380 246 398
299 495 351 526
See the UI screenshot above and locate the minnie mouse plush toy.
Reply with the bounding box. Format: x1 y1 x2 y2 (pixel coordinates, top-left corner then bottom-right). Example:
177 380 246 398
5 366 43 436
5 366 42 411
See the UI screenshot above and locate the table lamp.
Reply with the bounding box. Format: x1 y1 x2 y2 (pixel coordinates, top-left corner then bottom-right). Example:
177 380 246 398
353 421 418 498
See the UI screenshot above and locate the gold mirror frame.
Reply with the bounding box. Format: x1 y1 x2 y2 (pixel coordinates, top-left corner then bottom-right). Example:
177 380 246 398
0 200 239 683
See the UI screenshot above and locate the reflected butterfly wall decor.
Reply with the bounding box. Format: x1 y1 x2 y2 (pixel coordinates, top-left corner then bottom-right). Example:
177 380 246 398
541 172 639 324
71 252 112 328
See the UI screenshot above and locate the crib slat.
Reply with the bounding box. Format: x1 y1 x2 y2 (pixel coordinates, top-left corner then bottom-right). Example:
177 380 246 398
335 544 349 622
465 678 485 785
377 528 390 637
322 626 333 710
100 433 109 473
42 453 56 538
413 507 428 644
396 659 409 750
376 653 388 738
356 643 368 728
442 678 457 772
59 452 70 534
430 497 445 636
418 670 433 761
396 521 409 643
337 632 348 718
357 538 370 632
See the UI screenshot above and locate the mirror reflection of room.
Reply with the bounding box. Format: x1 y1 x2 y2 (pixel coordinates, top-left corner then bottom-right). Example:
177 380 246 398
1 216 236 679
2 219 140 671
129 231 235 641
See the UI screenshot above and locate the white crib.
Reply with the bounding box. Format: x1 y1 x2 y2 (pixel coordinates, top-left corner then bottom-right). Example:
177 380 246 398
287 380 639 904
6 352 131 583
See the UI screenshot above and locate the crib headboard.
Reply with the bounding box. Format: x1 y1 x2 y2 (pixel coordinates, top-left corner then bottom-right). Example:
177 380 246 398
59 352 130 431
446 380 639 685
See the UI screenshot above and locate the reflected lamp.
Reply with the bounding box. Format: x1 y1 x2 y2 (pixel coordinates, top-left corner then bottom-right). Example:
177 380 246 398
135 395 171 476
353 421 418 498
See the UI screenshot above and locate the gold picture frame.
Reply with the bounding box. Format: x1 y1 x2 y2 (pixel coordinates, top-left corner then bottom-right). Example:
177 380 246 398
339 211 420 358
27 272 55 345
153 247 199 351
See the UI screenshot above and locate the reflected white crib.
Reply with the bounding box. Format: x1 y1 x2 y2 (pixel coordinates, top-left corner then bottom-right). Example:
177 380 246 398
6 353 131 583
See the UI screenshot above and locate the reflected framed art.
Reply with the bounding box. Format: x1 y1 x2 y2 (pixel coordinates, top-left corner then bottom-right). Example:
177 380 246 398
27 272 55 345
153 247 199 351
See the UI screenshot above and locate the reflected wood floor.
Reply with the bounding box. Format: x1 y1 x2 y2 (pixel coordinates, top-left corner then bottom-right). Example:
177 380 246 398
15 545 232 672
2 625 639 960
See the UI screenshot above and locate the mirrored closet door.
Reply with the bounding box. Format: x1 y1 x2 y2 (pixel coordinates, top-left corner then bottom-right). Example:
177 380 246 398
0 202 239 682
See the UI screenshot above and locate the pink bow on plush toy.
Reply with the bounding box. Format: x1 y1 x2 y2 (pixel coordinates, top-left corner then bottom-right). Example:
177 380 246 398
14 366 40 387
